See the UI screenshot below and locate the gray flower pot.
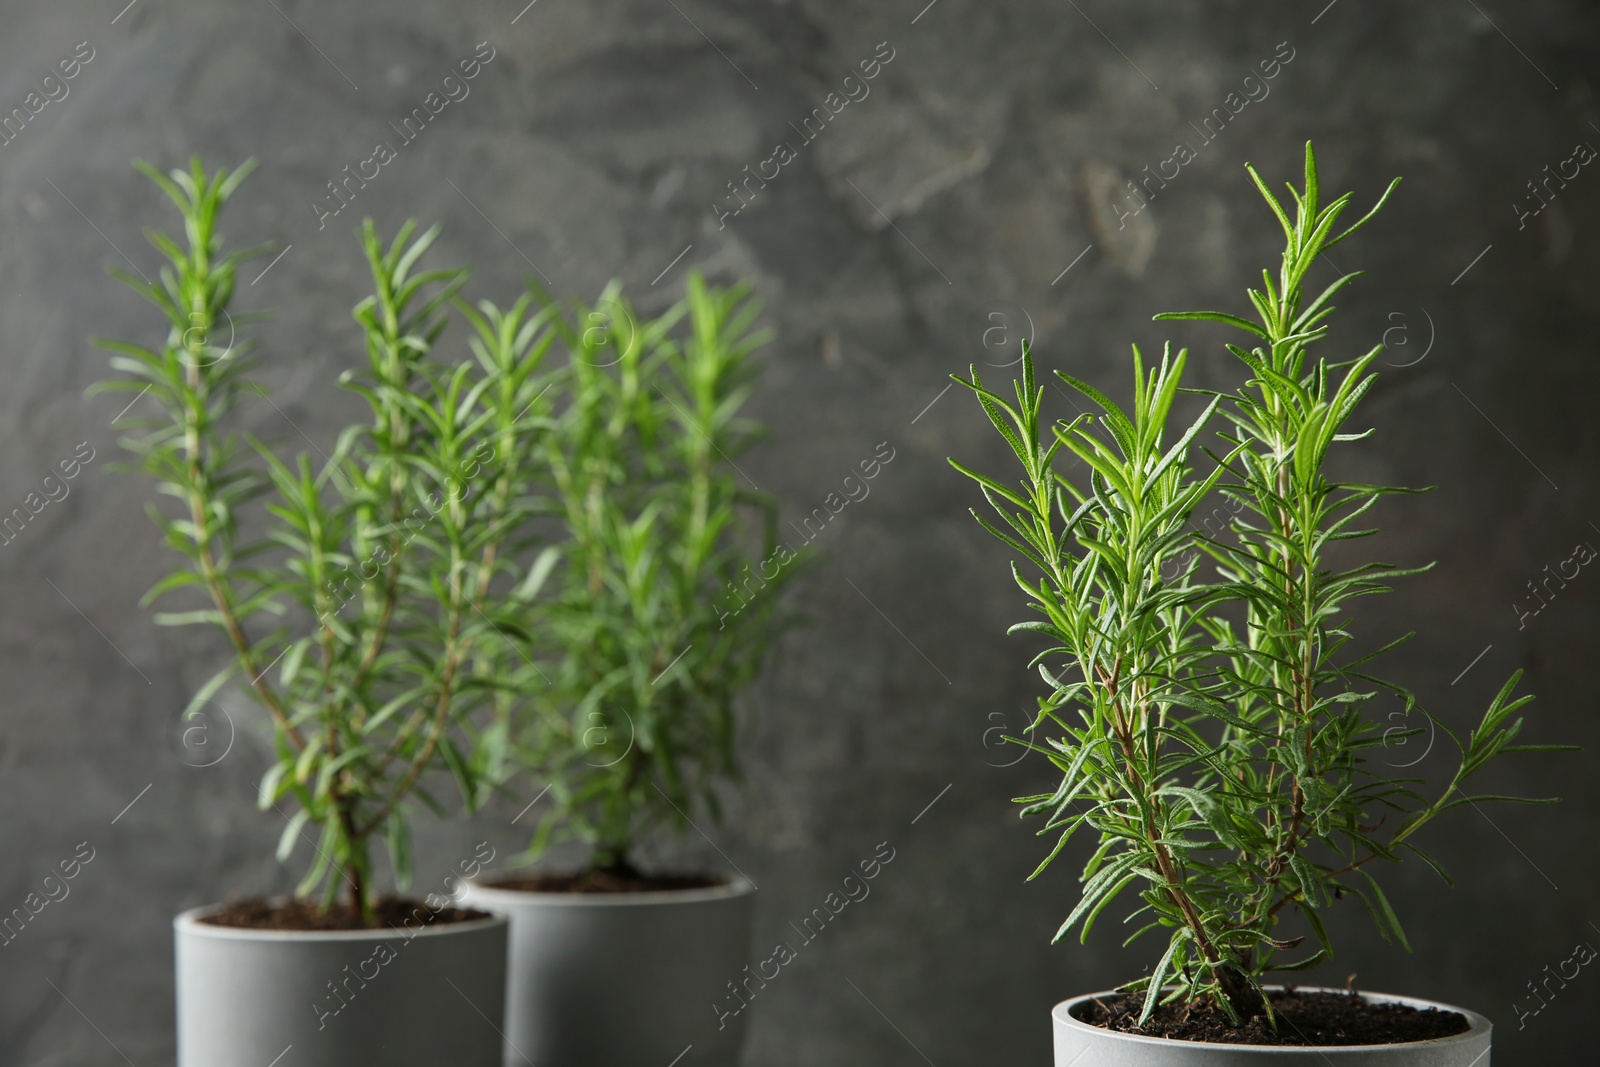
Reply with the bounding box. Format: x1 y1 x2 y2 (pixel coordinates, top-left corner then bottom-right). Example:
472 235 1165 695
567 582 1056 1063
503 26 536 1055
174 903 508 1067
461 875 755 1067
1054 988 1492 1065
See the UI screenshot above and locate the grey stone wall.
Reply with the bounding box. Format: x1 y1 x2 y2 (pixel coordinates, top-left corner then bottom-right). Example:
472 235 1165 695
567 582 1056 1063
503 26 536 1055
1 0 1597 1062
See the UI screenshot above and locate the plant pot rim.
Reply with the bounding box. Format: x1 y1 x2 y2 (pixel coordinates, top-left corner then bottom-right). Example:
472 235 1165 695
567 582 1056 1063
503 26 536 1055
464 872 755 906
173 900 507 942
1052 987 1492 1054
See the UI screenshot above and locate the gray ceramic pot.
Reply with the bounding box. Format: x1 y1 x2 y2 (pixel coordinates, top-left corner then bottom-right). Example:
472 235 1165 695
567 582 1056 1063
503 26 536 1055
1054 988 1492 1065
461 875 755 1067
174 903 508 1067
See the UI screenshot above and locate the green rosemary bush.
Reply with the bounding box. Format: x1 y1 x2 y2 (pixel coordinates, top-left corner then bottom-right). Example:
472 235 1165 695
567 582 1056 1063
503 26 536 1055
96 159 556 916
511 273 800 875
952 143 1566 1023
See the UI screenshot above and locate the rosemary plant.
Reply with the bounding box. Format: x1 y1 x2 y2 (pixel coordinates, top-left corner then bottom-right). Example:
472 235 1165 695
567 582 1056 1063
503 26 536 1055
952 143 1566 1024
96 159 555 917
514 272 799 876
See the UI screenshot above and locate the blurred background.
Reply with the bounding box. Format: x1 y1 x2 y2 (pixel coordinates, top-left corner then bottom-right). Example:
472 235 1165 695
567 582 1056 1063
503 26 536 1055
2 0 1598 1063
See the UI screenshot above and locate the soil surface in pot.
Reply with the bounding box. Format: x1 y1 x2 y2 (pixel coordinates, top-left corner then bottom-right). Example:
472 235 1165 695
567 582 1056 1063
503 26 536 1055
487 868 727 894
1075 988 1471 1046
197 896 490 931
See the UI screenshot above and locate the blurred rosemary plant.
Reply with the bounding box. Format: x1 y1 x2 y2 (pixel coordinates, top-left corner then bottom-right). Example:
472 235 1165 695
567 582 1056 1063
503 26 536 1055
96 159 556 917
511 273 801 877
951 143 1568 1024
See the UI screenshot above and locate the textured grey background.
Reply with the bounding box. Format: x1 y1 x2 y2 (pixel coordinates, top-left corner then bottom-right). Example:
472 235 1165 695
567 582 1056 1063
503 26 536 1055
1 0 1598 1064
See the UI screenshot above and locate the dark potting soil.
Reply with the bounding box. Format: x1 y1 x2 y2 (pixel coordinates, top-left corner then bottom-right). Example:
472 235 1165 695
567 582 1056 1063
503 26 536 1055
197 896 489 931
488 868 727 894
1074 987 1471 1046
